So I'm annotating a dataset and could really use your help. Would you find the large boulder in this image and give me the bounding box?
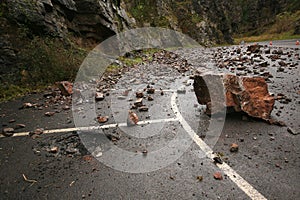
[193,72,275,120]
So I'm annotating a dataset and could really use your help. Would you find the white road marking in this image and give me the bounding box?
[0,118,179,138]
[171,92,267,200]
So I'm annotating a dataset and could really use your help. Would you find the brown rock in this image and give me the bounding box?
[97,116,109,123]
[147,88,155,94]
[95,92,105,101]
[213,172,223,180]
[136,92,144,98]
[127,110,139,126]
[134,98,143,107]
[193,72,275,120]
[230,143,239,152]
[58,81,73,96]
[148,96,154,101]
[50,146,59,153]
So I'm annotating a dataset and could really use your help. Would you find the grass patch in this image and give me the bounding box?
[234,33,300,44]
[0,35,88,102]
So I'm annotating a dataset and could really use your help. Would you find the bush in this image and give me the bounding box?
[19,36,87,86]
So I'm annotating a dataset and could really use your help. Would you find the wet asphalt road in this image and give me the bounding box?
[0,40,299,200]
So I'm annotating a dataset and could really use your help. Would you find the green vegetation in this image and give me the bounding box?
[19,36,87,85]
[0,35,87,102]
[106,48,158,72]
[234,11,300,44]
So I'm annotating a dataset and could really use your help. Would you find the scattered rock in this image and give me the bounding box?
[30,128,44,138]
[136,92,144,98]
[127,110,139,126]
[97,116,109,123]
[230,143,239,152]
[147,88,155,94]
[213,156,223,164]
[197,176,203,182]
[142,150,148,155]
[50,146,59,153]
[287,127,299,135]
[213,172,223,180]
[105,133,120,142]
[147,96,154,101]
[134,98,143,107]
[138,106,149,112]
[45,112,55,117]
[62,105,70,110]
[22,102,35,109]
[58,81,73,96]
[2,127,15,137]
[9,119,16,123]
[267,119,286,126]
[16,124,26,129]
[117,96,127,100]
[95,92,105,101]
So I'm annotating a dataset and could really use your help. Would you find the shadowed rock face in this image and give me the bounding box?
[5,0,135,40]
[193,72,275,120]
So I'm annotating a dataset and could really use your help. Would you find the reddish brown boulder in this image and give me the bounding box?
[193,72,275,120]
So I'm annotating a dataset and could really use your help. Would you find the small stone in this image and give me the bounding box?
[213,157,223,164]
[142,150,148,155]
[50,146,59,153]
[147,88,155,94]
[196,176,203,182]
[117,96,126,100]
[9,119,16,123]
[230,143,239,152]
[22,102,34,108]
[138,106,149,112]
[2,128,15,137]
[127,110,139,126]
[33,128,44,135]
[45,112,55,117]
[95,92,105,101]
[287,127,299,135]
[97,116,109,123]
[16,124,26,129]
[58,81,73,96]
[270,136,275,141]
[134,98,143,107]
[62,105,70,110]
[213,172,223,180]
[136,92,144,98]
[147,96,154,101]
[253,137,257,140]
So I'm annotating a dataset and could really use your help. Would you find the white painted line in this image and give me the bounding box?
[0,118,179,138]
[171,92,267,200]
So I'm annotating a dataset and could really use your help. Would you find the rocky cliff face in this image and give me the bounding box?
[123,0,299,45]
[5,0,135,40]
[0,0,135,84]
